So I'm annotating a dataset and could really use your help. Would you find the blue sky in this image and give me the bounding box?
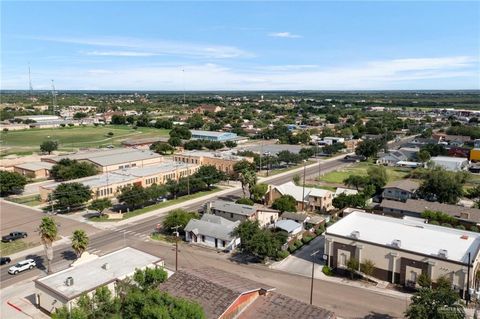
[2,1,479,90]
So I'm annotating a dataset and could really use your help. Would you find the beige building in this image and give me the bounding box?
[43,148,163,173]
[325,211,480,297]
[13,161,54,179]
[173,150,253,174]
[39,161,199,201]
[266,181,333,212]
[204,200,279,227]
[35,247,164,314]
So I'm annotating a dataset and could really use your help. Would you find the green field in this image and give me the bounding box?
[318,162,410,184]
[0,125,169,156]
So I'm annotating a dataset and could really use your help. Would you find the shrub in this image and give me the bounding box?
[276,250,290,260]
[441,223,452,228]
[455,225,466,230]
[288,245,297,253]
[68,123,74,127]
[302,235,313,244]
[294,240,303,247]
[322,265,334,276]
[429,220,440,225]
[470,226,479,232]
[315,227,324,236]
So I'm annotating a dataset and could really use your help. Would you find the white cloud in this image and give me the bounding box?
[268,32,302,38]
[84,51,158,57]
[31,36,252,59]
[2,56,477,90]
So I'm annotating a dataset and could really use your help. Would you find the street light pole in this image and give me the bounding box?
[310,250,320,305]
[302,160,306,211]
[172,225,181,271]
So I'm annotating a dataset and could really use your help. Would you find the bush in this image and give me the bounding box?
[322,265,334,276]
[288,245,297,253]
[315,227,324,236]
[302,235,313,244]
[429,220,440,225]
[68,123,74,127]
[294,240,303,247]
[455,225,466,230]
[441,223,452,228]
[236,197,254,205]
[470,226,479,232]
[276,250,290,260]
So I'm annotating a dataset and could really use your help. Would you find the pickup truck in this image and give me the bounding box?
[1,231,28,243]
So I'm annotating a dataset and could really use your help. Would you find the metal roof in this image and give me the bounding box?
[209,200,256,216]
[184,215,239,241]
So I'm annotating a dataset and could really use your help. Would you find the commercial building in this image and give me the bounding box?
[35,247,163,314]
[431,156,470,171]
[39,161,199,201]
[14,115,60,122]
[204,200,279,227]
[325,211,480,295]
[121,137,169,150]
[184,214,240,251]
[13,161,54,179]
[267,181,334,212]
[43,148,163,173]
[190,130,238,142]
[159,267,336,319]
[173,150,253,174]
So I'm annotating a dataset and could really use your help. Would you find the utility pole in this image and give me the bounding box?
[28,63,33,97]
[186,163,190,195]
[467,252,471,305]
[302,160,307,211]
[172,225,181,271]
[51,80,57,115]
[310,250,320,305]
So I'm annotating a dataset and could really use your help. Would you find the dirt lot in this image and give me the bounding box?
[0,200,101,254]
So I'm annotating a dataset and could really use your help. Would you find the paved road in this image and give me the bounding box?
[0,157,409,318]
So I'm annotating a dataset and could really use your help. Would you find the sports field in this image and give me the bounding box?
[0,125,169,156]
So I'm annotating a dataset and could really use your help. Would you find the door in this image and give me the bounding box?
[215,238,218,248]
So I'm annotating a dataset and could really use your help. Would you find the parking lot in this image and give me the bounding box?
[1,200,100,254]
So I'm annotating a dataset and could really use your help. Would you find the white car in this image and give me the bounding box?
[8,259,36,275]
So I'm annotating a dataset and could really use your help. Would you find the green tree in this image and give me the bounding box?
[163,209,199,235]
[51,182,92,212]
[417,273,432,288]
[73,112,88,119]
[233,220,260,251]
[236,197,255,205]
[346,258,359,279]
[51,159,98,181]
[293,174,301,185]
[194,165,227,188]
[343,175,368,190]
[169,125,192,139]
[225,140,237,148]
[187,114,204,129]
[417,168,465,204]
[88,198,112,212]
[205,140,224,150]
[250,183,268,203]
[150,142,175,155]
[117,184,148,208]
[168,136,182,147]
[405,277,465,319]
[132,267,168,290]
[355,139,382,158]
[417,150,431,163]
[272,195,297,212]
[233,160,257,197]
[0,170,27,196]
[38,216,58,274]
[367,165,388,190]
[71,229,89,258]
[40,140,58,154]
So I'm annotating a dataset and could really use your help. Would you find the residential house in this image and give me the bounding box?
[204,200,279,227]
[382,180,419,202]
[376,148,418,166]
[334,187,359,197]
[274,219,303,239]
[379,199,480,226]
[267,181,334,212]
[325,211,480,296]
[280,211,308,226]
[184,214,240,251]
[159,267,336,319]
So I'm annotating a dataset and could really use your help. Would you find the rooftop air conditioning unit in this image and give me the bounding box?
[65,277,74,286]
[102,263,110,270]
[392,239,402,248]
[350,231,360,239]
[438,249,448,259]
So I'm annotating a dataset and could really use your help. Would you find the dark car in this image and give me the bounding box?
[0,257,12,265]
[1,231,28,243]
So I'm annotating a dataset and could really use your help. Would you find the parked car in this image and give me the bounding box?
[0,257,12,265]
[1,231,28,243]
[8,259,36,275]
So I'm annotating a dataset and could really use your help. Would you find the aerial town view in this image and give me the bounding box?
[0,1,479,318]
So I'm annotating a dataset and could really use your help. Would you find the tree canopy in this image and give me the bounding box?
[51,182,92,212]
[40,140,58,154]
[0,170,27,196]
[271,195,297,212]
[163,209,199,235]
[51,159,98,181]
[417,168,466,204]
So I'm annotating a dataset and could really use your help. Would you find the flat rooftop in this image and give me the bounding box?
[178,150,247,161]
[50,148,161,166]
[190,130,236,137]
[326,211,480,264]
[36,247,161,300]
[238,144,304,155]
[14,161,54,171]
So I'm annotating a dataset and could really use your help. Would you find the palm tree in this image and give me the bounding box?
[38,217,58,274]
[71,229,89,258]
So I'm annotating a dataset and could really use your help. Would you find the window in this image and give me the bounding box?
[201,235,205,242]
[222,240,226,247]
[410,271,417,283]
[230,213,234,218]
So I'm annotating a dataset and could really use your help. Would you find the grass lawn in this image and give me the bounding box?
[150,233,176,243]
[318,162,410,184]
[259,160,316,177]
[0,125,170,156]
[0,240,38,255]
[6,195,42,207]
[90,187,222,222]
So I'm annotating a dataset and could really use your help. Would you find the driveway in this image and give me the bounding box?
[272,235,326,278]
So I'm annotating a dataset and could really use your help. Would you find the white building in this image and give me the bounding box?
[35,247,164,314]
[431,156,469,171]
[184,214,240,251]
[325,211,480,295]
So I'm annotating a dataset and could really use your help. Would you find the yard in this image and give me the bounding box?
[0,125,170,156]
[317,162,410,185]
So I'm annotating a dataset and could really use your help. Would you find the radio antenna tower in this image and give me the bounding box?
[182,68,186,105]
[51,80,57,115]
[28,64,33,96]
